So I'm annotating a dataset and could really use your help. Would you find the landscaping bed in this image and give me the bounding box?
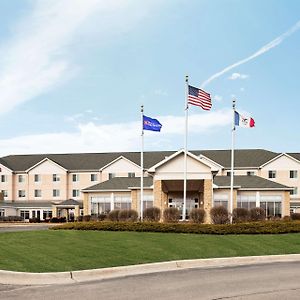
[52,220,300,235]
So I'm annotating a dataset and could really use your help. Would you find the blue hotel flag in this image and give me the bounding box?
[143,115,162,132]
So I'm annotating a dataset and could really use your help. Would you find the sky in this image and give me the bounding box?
[0,0,299,155]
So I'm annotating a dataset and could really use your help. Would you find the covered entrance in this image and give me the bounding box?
[163,179,204,219]
[52,199,82,221]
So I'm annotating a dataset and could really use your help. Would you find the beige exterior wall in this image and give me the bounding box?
[101,158,141,182]
[221,169,259,176]
[0,164,13,201]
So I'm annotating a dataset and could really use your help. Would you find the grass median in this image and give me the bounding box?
[0,230,300,272]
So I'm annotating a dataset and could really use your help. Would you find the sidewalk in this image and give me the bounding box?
[1,254,300,286]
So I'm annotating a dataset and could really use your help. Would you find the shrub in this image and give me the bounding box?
[232,208,249,223]
[189,208,205,224]
[0,216,23,222]
[82,215,91,222]
[210,206,229,224]
[98,213,107,221]
[291,213,300,220]
[77,216,83,222]
[29,217,41,223]
[50,217,66,223]
[52,220,300,235]
[118,209,138,222]
[250,207,265,221]
[283,216,291,222]
[143,207,161,222]
[163,207,180,223]
[108,210,120,222]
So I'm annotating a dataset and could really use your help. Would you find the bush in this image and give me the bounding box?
[189,208,205,224]
[82,215,91,222]
[50,217,66,223]
[77,216,83,222]
[108,210,120,222]
[118,209,138,222]
[98,213,107,221]
[250,207,265,221]
[232,208,249,223]
[291,213,300,220]
[163,207,180,223]
[143,207,161,222]
[52,220,300,235]
[210,206,229,224]
[29,217,41,223]
[0,216,23,222]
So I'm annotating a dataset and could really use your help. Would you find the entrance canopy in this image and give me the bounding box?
[161,179,204,193]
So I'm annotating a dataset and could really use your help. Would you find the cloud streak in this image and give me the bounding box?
[0,0,137,114]
[201,20,300,88]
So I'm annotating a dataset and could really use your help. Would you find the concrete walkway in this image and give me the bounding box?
[1,254,300,285]
[0,223,56,232]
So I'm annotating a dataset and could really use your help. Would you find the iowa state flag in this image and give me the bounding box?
[235,111,255,128]
[143,115,162,132]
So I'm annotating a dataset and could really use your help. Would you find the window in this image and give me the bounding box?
[53,189,60,197]
[43,210,52,220]
[20,210,29,220]
[213,194,228,209]
[91,196,111,214]
[128,172,135,178]
[72,174,79,182]
[34,189,41,197]
[290,187,298,196]
[53,174,60,182]
[260,195,282,217]
[290,170,298,179]
[18,190,25,198]
[247,171,255,176]
[109,173,116,180]
[143,195,153,210]
[72,189,80,197]
[237,195,256,210]
[268,170,276,179]
[1,190,8,198]
[91,174,97,182]
[0,209,4,217]
[34,174,41,182]
[114,196,131,210]
[1,175,7,182]
[226,171,234,176]
[18,175,25,183]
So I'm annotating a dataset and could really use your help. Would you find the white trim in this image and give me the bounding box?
[0,163,13,173]
[99,156,140,171]
[148,149,218,172]
[81,189,129,193]
[198,154,224,169]
[25,157,68,173]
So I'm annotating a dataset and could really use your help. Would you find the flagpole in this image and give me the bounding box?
[230,98,236,224]
[141,105,144,221]
[183,75,189,221]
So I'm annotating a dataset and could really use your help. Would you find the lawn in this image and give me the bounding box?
[0,230,300,272]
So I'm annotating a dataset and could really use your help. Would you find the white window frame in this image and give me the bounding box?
[18,190,26,198]
[1,175,7,182]
[290,170,298,179]
[72,189,80,198]
[34,174,41,183]
[18,175,25,183]
[268,170,276,179]
[72,174,79,182]
[90,174,97,182]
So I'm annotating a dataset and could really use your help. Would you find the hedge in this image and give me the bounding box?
[51,220,300,235]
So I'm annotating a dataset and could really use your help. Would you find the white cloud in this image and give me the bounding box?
[228,73,249,80]
[0,0,153,114]
[201,19,300,87]
[214,95,223,102]
[0,110,231,155]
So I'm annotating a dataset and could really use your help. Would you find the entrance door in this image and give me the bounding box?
[168,195,199,219]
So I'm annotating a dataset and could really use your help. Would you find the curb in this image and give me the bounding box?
[1,254,300,285]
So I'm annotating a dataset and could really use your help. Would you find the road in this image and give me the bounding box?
[1,261,300,299]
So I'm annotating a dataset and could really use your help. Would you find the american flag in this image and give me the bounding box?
[188,85,212,110]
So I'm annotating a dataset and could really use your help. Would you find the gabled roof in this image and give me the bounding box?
[99,156,140,171]
[214,175,292,190]
[198,149,279,169]
[82,177,153,192]
[25,157,68,173]
[147,149,218,172]
[259,153,300,168]
[287,153,300,163]
[0,149,280,172]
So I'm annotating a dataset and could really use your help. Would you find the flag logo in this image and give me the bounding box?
[188,85,212,110]
[235,111,255,128]
[143,115,162,132]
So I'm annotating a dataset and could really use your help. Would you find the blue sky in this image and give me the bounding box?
[0,0,299,155]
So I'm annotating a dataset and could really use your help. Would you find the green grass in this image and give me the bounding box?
[1,230,300,272]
